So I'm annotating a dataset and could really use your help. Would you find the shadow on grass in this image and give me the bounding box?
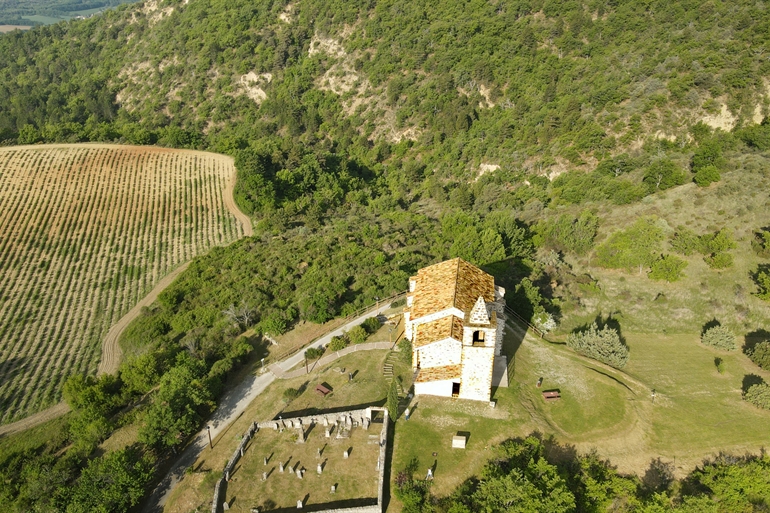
[743,329,770,354]
[269,497,377,513]
[584,366,635,393]
[742,374,765,394]
[279,399,386,419]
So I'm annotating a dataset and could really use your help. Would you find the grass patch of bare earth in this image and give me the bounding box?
[0,144,247,424]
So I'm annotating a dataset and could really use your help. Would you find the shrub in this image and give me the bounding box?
[705,252,733,269]
[397,338,413,363]
[533,311,557,333]
[390,298,406,308]
[362,316,382,334]
[670,227,703,256]
[744,382,770,410]
[596,217,663,273]
[347,325,368,344]
[754,267,770,300]
[567,322,629,369]
[643,159,686,192]
[328,335,349,352]
[305,346,325,360]
[283,387,301,402]
[649,254,687,282]
[747,341,770,370]
[751,230,770,258]
[693,165,720,186]
[701,325,736,351]
[538,210,599,255]
[715,357,725,374]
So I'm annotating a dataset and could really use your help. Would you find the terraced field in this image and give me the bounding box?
[0,144,249,424]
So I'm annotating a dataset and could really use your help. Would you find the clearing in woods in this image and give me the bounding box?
[0,144,249,424]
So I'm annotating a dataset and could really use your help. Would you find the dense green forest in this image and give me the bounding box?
[2,0,770,511]
[396,436,770,512]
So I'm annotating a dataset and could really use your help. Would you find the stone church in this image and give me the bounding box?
[403,258,506,402]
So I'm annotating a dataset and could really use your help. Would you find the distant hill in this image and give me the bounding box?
[0,0,132,27]
[0,0,768,164]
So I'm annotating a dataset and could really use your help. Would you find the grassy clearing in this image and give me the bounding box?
[390,322,770,510]
[556,156,770,336]
[0,145,246,423]
[225,427,380,512]
[164,349,396,513]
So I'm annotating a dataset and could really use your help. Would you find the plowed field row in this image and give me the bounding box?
[0,145,247,424]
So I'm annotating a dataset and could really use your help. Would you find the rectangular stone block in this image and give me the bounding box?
[452,435,467,449]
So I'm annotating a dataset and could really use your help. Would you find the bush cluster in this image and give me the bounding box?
[567,322,629,369]
[701,325,736,351]
[670,227,736,269]
[744,382,770,410]
[328,335,349,352]
[747,342,770,370]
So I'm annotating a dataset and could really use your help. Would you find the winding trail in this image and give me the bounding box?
[96,262,192,376]
[0,151,252,437]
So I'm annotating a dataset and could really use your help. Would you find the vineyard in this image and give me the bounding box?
[0,144,248,424]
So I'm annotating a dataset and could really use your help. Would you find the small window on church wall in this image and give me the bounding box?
[472,330,485,346]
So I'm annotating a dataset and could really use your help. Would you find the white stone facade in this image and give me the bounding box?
[404,258,506,402]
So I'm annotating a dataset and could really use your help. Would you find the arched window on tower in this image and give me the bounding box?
[472,330,485,347]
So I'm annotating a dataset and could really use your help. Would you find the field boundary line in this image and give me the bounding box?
[97,261,192,376]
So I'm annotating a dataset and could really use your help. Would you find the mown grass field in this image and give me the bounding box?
[0,144,247,423]
[391,322,770,506]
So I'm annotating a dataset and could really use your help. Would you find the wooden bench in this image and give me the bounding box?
[542,390,561,401]
[315,384,331,396]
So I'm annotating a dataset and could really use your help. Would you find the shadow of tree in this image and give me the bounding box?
[743,329,770,354]
[702,318,721,335]
[642,457,675,493]
[742,374,765,394]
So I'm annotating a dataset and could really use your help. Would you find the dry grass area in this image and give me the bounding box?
[558,154,770,335]
[224,426,381,512]
[0,25,31,33]
[0,144,247,423]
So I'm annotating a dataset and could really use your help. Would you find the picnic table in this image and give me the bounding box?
[542,390,561,401]
[315,384,331,396]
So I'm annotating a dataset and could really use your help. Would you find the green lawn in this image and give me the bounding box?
[624,332,770,469]
[390,324,770,509]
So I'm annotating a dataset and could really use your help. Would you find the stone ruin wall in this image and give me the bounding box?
[211,407,390,513]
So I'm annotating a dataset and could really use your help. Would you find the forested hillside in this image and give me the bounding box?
[3,0,770,511]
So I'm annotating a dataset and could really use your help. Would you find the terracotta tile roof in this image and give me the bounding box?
[413,316,463,348]
[415,364,462,383]
[410,258,495,320]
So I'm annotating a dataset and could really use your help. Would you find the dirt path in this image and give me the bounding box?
[0,402,70,437]
[222,167,253,237]
[97,262,192,376]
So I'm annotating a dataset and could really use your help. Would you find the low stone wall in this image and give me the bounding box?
[256,408,372,431]
[211,478,225,513]
[211,408,391,513]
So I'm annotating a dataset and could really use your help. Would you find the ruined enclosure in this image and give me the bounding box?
[213,408,389,513]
